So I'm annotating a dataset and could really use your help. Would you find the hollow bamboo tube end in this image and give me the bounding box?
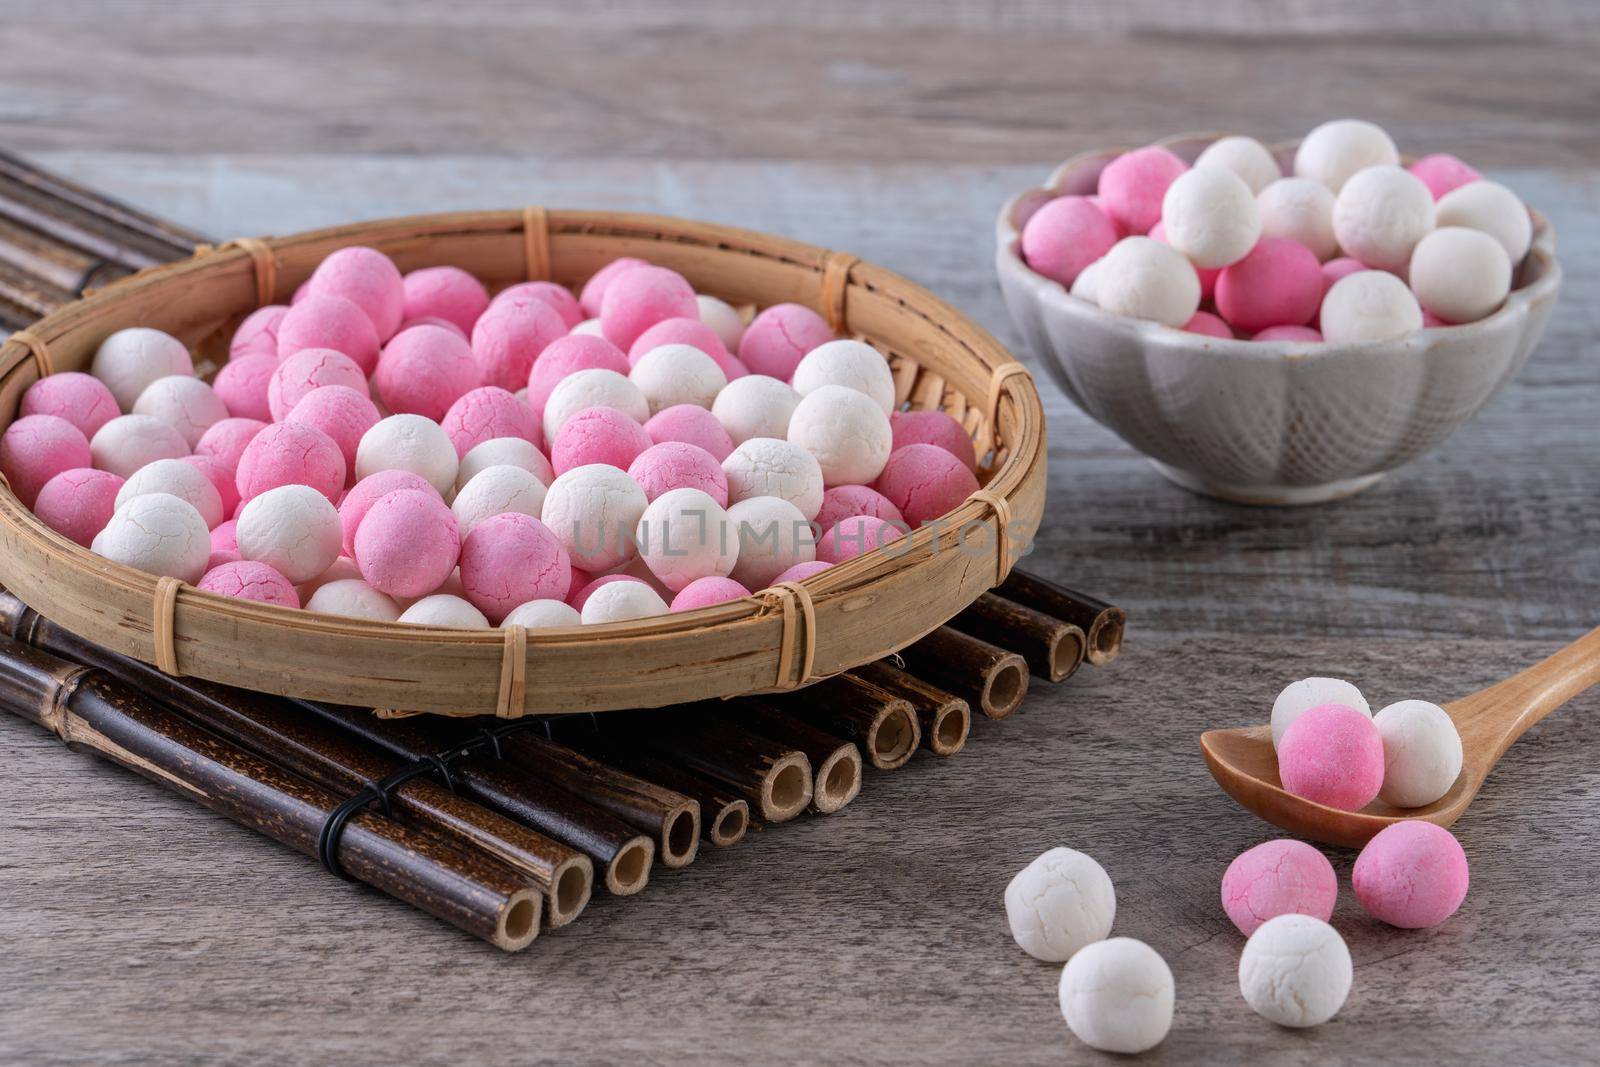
[1086,608,1126,665]
[1050,622,1088,682]
[708,799,750,847]
[493,888,543,952]
[547,854,594,929]
[659,801,701,869]
[981,653,1030,720]
[810,744,862,814]
[604,835,656,896]
[865,701,920,770]
[760,751,813,823]
[926,698,971,756]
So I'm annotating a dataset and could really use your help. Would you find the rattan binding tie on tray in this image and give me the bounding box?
[6,329,53,379]
[968,488,1015,587]
[761,581,818,690]
[820,251,859,334]
[523,206,551,281]
[497,624,528,718]
[194,238,278,305]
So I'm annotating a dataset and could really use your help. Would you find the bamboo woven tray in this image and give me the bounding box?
[0,209,1046,717]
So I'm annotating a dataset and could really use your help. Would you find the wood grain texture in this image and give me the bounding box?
[2,1,1599,1061]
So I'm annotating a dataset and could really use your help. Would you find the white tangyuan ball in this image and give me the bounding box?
[1094,237,1201,328]
[94,493,210,582]
[451,464,547,537]
[456,436,554,492]
[712,374,801,446]
[501,598,581,629]
[90,414,190,479]
[629,343,727,414]
[635,487,738,592]
[726,495,815,590]
[398,593,490,629]
[543,369,649,445]
[1003,847,1116,962]
[790,339,896,416]
[306,578,400,621]
[787,385,892,486]
[354,414,458,495]
[570,317,604,337]
[117,458,224,529]
[580,579,668,624]
[236,484,342,584]
[1435,180,1532,264]
[1408,227,1512,325]
[1294,118,1400,192]
[1161,166,1262,268]
[722,437,825,520]
[1194,135,1281,193]
[696,294,746,351]
[1321,271,1423,344]
[1069,256,1106,305]
[1238,914,1352,1028]
[1058,938,1175,1055]
[1271,676,1370,749]
[1374,699,1464,808]
[1332,165,1435,272]
[133,375,228,448]
[540,463,649,572]
[90,327,195,411]
[1257,177,1340,261]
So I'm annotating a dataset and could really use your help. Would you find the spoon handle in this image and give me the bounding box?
[1450,626,1600,762]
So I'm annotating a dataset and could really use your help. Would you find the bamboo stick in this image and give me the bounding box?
[728,703,861,814]
[897,626,1029,720]
[998,570,1126,665]
[950,591,1087,682]
[552,733,750,848]
[616,711,813,824]
[763,674,920,770]
[0,633,540,950]
[0,597,592,928]
[292,701,655,897]
[852,661,970,757]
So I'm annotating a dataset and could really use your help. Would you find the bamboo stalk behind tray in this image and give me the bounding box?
[852,662,970,757]
[950,592,1086,683]
[616,711,813,824]
[999,570,1126,665]
[294,701,655,897]
[0,633,540,950]
[764,674,920,770]
[726,703,861,814]
[897,627,1029,720]
[553,733,751,848]
[0,594,592,927]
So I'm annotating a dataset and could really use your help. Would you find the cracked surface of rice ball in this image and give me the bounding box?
[813,484,903,532]
[374,323,482,422]
[599,265,698,350]
[627,441,728,505]
[873,443,980,528]
[276,294,381,374]
[338,468,440,557]
[551,406,652,475]
[94,492,211,582]
[525,334,631,416]
[353,488,460,598]
[2,414,92,507]
[306,246,405,340]
[1237,914,1352,1027]
[90,327,195,412]
[790,339,896,415]
[355,414,458,495]
[117,457,225,529]
[889,410,977,471]
[787,384,892,487]
[712,374,800,447]
[306,578,401,621]
[578,257,649,317]
[33,467,123,547]
[543,369,649,446]
[470,297,566,393]
[235,421,345,504]
[737,303,835,381]
[21,372,119,439]
[441,386,538,458]
[456,436,553,492]
[229,305,290,361]
[540,463,649,572]
[1221,839,1338,936]
[235,483,343,584]
[268,348,370,421]
[284,385,381,476]
[198,559,299,608]
[722,437,825,520]
[90,414,189,481]
[629,343,728,414]
[212,353,277,423]
[1005,846,1116,962]
[401,266,489,335]
[725,495,815,589]
[1059,938,1174,1054]
[458,511,573,623]
[815,514,904,564]
[492,280,583,329]
[452,464,548,537]
[644,404,734,462]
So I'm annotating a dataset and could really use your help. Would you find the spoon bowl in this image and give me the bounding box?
[1201,626,1600,847]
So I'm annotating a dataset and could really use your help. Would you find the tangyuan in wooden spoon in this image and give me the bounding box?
[1201,626,1600,848]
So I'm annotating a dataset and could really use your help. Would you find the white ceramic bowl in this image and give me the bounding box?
[995,134,1562,504]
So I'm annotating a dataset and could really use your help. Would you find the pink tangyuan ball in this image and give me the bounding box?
[1254,325,1322,342]
[229,304,291,361]
[525,334,631,417]
[1184,311,1234,338]
[20,372,119,440]
[1408,154,1482,201]
[816,514,905,565]
[212,353,278,422]
[305,246,405,340]
[1320,257,1365,297]
[33,467,123,547]
[181,453,242,519]
[889,410,977,472]
[267,347,370,421]
[441,386,538,459]
[338,469,441,558]
[1,414,92,507]
[276,294,381,374]
[284,385,382,477]
[627,441,729,506]
[628,317,748,381]
[578,257,649,318]
[1021,195,1120,288]
[772,560,833,585]
[737,303,836,381]
[211,518,238,555]
[234,421,345,505]
[198,559,300,608]
[195,418,267,473]
[599,265,698,351]
[551,406,652,475]
[400,316,466,339]
[1215,238,1324,334]
[493,281,583,330]
[374,324,482,422]
[458,512,573,623]
[643,404,735,463]
[1097,145,1189,236]
[1220,839,1338,936]
[470,297,566,393]
[353,489,461,599]
[1277,702,1385,811]
[813,484,904,532]
[1352,821,1469,929]
[401,266,490,336]
[873,443,980,529]
[670,576,751,612]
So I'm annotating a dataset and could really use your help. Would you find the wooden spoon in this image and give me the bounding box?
[1200,626,1600,848]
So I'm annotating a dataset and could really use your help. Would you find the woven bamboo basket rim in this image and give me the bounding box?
[0,208,1047,717]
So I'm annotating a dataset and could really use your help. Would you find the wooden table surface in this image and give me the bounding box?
[2,3,1597,1064]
